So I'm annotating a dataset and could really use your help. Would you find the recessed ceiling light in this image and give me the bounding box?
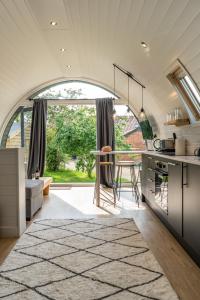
[141,41,148,48]
[66,65,71,69]
[60,48,66,52]
[50,21,57,26]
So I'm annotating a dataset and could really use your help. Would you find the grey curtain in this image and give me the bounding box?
[27,100,47,179]
[96,98,115,187]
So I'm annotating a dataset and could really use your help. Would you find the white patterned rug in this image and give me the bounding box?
[0,218,179,300]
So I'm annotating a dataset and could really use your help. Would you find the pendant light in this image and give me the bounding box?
[139,86,147,121]
[112,63,146,119]
[127,76,131,113]
[113,64,116,117]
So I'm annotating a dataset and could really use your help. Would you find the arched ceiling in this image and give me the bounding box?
[1,0,200,137]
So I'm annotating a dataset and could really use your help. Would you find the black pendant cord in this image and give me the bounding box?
[141,87,144,111]
[113,64,116,114]
[128,76,130,107]
[113,64,116,97]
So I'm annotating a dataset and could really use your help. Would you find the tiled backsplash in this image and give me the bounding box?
[166,124,200,155]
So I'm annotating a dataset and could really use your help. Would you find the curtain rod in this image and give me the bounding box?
[113,63,146,89]
[28,97,117,101]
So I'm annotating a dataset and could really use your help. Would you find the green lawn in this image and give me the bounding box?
[44,168,96,183]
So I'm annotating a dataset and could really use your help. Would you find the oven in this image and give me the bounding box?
[154,160,168,214]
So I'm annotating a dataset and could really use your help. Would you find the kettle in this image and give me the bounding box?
[194,148,200,157]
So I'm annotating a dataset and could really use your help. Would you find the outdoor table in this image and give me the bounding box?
[90,150,144,207]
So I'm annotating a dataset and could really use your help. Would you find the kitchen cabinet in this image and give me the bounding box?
[142,153,200,266]
[168,161,182,236]
[183,163,200,257]
[141,154,155,201]
[141,154,148,200]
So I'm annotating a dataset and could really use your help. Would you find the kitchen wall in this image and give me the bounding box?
[166,124,200,155]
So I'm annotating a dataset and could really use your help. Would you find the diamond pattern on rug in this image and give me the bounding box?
[130,276,178,300]
[28,227,75,241]
[2,290,47,300]
[0,277,25,298]
[17,241,76,260]
[35,219,80,227]
[0,252,42,272]
[25,223,50,233]
[88,242,147,259]
[115,221,140,232]
[37,276,120,300]
[116,234,148,248]
[51,250,110,273]
[87,227,134,241]
[121,251,163,273]
[86,218,132,227]
[84,260,161,289]
[0,218,178,300]
[14,234,43,250]
[104,290,147,300]
[2,261,74,288]
[60,221,104,233]
[56,233,104,249]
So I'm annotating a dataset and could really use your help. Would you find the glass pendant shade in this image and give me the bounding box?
[139,87,147,121]
[139,107,147,121]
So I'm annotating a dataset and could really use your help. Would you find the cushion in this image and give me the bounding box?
[25,179,43,199]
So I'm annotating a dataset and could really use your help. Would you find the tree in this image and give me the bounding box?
[46,127,65,171]
[46,105,133,178]
[55,106,96,178]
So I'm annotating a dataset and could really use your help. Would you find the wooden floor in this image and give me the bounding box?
[1,187,200,299]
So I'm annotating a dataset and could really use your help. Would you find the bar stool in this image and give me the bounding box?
[93,161,117,207]
[133,162,142,203]
[116,161,140,207]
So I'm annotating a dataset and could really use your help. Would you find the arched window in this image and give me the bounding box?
[31,81,117,100]
[1,107,32,163]
[1,80,145,177]
[1,81,117,152]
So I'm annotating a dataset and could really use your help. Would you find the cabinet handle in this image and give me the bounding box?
[147,178,154,182]
[183,164,188,187]
[148,167,156,173]
[150,189,155,194]
[148,167,153,171]
[168,162,177,166]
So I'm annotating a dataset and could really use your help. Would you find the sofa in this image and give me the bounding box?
[25,179,43,220]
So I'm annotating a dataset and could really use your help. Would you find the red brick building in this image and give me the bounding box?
[124,117,145,150]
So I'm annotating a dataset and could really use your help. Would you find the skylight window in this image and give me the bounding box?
[167,64,200,122]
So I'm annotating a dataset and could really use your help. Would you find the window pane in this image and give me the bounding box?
[24,110,32,163]
[6,113,21,148]
[5,108,32,164]
[114,105,145,151]
[184,75,200,105]
[34,81,116,100]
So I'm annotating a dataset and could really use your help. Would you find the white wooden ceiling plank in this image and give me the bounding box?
[181,34,200,64]
[149,0,189,57]
[145,0,173,42]
[168,13,200,65]
[156,0,200,65]
[134,0,158,40]
[27,0,70,30]
[63,0,86,76]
